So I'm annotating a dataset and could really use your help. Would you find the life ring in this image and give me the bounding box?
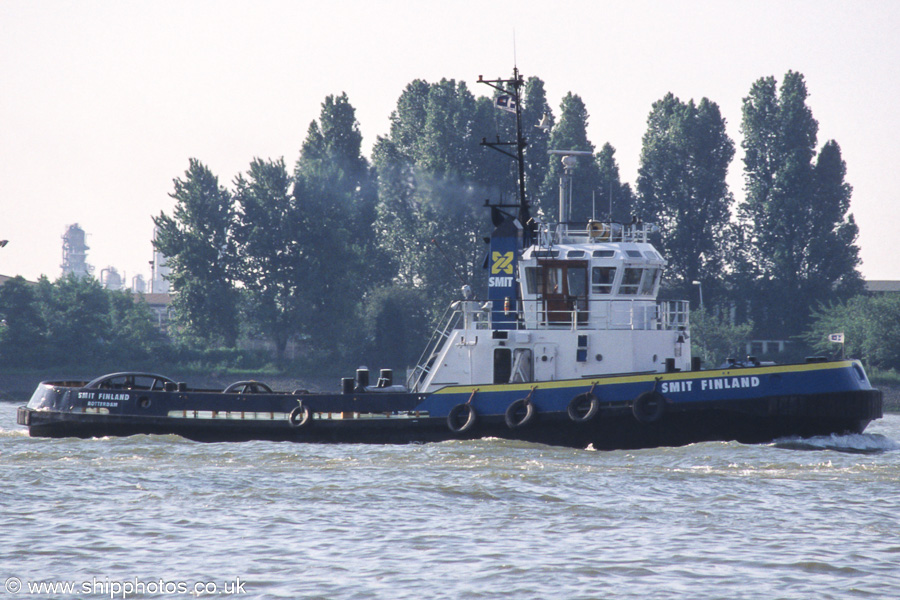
[588,220,610,241]
[288,405,312,428]
[447,403,477,433]
[567,392,600,422]
[632,391,666,424]
[505,398,535,429]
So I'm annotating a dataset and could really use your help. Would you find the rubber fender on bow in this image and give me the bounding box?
[288,404,312,428]
[447,403,477,433]
[505,398,535,429]
[567,392,601,423]
[632,391,666,424]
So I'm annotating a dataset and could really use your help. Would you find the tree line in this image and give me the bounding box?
[1,71,884,373]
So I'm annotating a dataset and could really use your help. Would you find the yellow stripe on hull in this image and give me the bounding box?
[431,360,861,395]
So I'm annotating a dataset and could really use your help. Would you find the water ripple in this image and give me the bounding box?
[1,403,899,599]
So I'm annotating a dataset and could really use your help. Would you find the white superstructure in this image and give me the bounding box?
[410,220,691,393]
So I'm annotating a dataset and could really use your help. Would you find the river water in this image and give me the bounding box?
[1,400,899,600]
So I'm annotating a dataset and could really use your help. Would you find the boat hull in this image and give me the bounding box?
[17,360,883,450]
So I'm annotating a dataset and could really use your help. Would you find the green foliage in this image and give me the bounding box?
[290,92,385,363]
[0,275,169,369]
[374,79,505,312]
[521,76,554,210]
[636,94,735,297]
[360,285,432,370]
[153,159,240,347]
[539,93,603,222]
[737,72,863,337]
[0,276,47,367]
[690,308,754,367]
[804,295,900,369]
[232,157,301,363]
[595,143,635,224]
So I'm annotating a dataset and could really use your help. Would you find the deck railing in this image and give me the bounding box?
[408,298,689,390]
[537,221,657,246]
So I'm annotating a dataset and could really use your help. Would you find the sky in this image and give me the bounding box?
[2,0,899,286]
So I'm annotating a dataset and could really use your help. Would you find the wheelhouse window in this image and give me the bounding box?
[544,266,563,294]
[567,266,587,296]
[639,268,660,295]
[620,268,643,295]
[591,266,617,295]
[524,267,543,295]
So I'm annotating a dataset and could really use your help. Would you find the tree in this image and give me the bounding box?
[635,94,735,298]
[595,143,635,224]
[0,276,46,367]
[738,71,863,337]
[690,308,754,368]
[374,79,499,311]
[521,76,554,211]
[539,92,603,223]
[153,159,240,347]
[804,295,900,370]
[232,157,303,363]
[290,93,384,362]
[106,290,169,363]
[360,285,432,370]
[37,274,111,365]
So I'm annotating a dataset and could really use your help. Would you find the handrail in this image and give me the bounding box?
[406,304,463,392]
[514,297,688,330]
[536,221,657,246]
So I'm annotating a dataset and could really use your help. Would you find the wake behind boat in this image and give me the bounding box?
[17,69,882,450]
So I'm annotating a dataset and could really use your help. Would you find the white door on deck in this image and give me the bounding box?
[534,344,557,381]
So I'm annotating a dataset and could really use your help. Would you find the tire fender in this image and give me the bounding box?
[447,403,477,433]
[288,404,312,428]
[632,391,666,424]
[505,398,535,429]
[568,392,601,422]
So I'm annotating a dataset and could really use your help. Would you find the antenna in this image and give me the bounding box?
[609,180,613,221]
[513,29,517,67]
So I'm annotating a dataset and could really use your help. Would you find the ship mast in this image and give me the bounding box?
[478,68,531,238]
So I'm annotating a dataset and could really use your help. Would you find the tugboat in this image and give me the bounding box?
[17,70,882,450]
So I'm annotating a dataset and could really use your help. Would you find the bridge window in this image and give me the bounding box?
[639,268,660,295]
[567,266,587,296]
[620,268,642,295]
[524,267,543,294]
[591,266,617,295]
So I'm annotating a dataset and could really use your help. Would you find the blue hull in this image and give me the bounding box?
[18,360,882,450]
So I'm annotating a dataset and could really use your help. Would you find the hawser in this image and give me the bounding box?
[18,69,881,450]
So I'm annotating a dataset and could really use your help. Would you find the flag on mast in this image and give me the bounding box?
[495,95,517,113]
[828,333,845,344]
